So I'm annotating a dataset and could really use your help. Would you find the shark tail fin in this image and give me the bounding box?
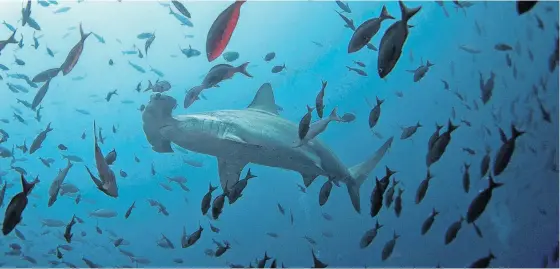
[346,137,394,213]
[141,94,177,153]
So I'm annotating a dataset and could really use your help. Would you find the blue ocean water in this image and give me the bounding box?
[0,0,558,268]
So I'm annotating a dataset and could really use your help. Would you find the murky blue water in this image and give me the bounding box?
[0,0,558,268]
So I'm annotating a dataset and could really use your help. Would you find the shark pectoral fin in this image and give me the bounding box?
[217,158,246,192]
[301,174,318,187]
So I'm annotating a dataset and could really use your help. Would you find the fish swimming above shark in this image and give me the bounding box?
[141,83,394,213]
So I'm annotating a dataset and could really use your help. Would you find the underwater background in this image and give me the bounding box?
[0,0,558,268]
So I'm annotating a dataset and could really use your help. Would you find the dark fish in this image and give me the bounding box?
[318,180,333,206]
[359,221,383,248]
[145,33,155,56]
[462,163,470,193]
[370,178,384,217]
[60,23,90,75]
[421,208,439,235]
[394,188,403,217]
[298,105,314,140]
[315,81,327,118]
[469,251,495,268]
[381,232,399,261]
[348,6,393,53]
[29,123,53,154]
[172,1,191,18]
[201,183,218,215]
[368,97,384,129]
[378,1,421,78]
[264,52,275,61]
[384,178,398,208]
[206,0,246,61]
[124,201,135,219]
[444,216,464,245]
[271,64,286,73]
[493,125,524,176]
[2,175,37,235]
[466,176,503,224]
[415,169,433,204]
[58,144,67,150]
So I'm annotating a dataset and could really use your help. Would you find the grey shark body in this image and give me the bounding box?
[141,83,393,213]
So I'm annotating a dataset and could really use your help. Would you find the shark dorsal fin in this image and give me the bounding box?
[247,83,279,115]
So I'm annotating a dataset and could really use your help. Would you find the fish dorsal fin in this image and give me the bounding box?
[247,83,279,115]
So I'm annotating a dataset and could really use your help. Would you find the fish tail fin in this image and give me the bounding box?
[488,175,503,190]
[380,5,395,20]
[511,124,524,139]
[237,62,252,77]
[20,174,33,195]
[427,60,434,67]
[399,0,422,22]
[141,94,177,153]
[346,137,394,213]
[7,30,17,43]
[79,23,91,41]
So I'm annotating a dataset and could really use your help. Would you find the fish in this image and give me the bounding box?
[315,80,327,118]
[54,7,71,13]
[223,51,239,62]
[85,121,118,197]
[360,221,383,248]
[298,105,314,140]
[137,32,154,39]
[142,83,393,213]
[172,0,191,18]
[48,160,73,207]
[169,7,193,26]
[272,64,287,73]
[493,125,524,176]
[368,97,384,129]
[348,6,393,53]
[378,1,421,78]
[335,0,351,13]
[469,251,495,268]
[128,61,145,73]
[421,208,439,235]
[29,123,53,154]
[347,66,367,76]
[206,0,246,61]
[415,169,433,204]
[444,216,464,245]
[179,45,201,58]
[406,60,434,82]
[2,175,37,235]
[466,176,503,224]
[145,33,155,55]
[60,23,90,75]
[264,52,276,61]
[381,232,400,261]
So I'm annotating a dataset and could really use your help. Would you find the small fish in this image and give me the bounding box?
[346,66,367,76]
[53,7,71,13]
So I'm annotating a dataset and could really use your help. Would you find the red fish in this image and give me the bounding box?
[206,0,246,62]
[60,23,91,76]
